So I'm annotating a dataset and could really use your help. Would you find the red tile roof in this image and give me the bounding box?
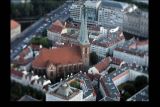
[48,20,65,33]
[11,69,23,77]
[111,57,123,65]
[11,20,20,29]
[95,57,111,73]
[48,25,63,34]
[53,20,64,28]
[32,45,82,68]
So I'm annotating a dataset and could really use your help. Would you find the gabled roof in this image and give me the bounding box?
[48,25,63,34]
[11,20,20,29]
[32,45,82,68]
[48,20,64,33]
[53,20,64,28]
[95,57,111,73]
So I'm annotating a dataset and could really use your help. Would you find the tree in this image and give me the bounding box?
[123,83,136,95]
[42,29,47,37]
[134,75,148,91]
[30,37,51,48]
[90,52,98,65]
[108,67,116,74]
[122,92,131,101]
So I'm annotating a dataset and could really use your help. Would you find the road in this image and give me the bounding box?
[11,2,71,60]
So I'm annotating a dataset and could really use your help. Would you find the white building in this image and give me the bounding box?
[11,0,31,4]
[47,20,65,42]
[113,47,148,66]
[11,20,21,42]
[11,69,51,92]
[84,0,101,24]
[123,10,148,38]
[46,82,83,101]
[46,72,96,101]
[91,29,125,58]
[69,1,83,22]
[69,0,101,24]
[98,0,131,28]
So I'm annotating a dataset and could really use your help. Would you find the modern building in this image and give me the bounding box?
[123,10,148,38]
[84,0,101,24]
[32,5,90,80]
[69,0,83,22]
[11,20,21,42]
[69,0,101,24]
[98,0,131,28]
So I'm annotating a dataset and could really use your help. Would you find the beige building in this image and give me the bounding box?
[11,20,21,42]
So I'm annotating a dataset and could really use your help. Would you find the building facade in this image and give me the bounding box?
[69,0,83,22]
[113,48,148,66]
[97,0,131,28]
[69,0,101,24]
[11,0,31,4]
[123,10,148,38]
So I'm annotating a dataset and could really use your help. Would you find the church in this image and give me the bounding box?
[32,5,90,81]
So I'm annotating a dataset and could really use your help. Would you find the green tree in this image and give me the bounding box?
[134,75,148,91]
[90,52,98,65]
[108,67,116,74]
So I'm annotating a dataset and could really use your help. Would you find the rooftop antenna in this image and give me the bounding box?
[43,75,46,79]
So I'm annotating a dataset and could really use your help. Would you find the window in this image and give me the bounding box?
[85,48,87,54]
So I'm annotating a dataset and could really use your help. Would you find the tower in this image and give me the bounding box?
[78,5,90,67]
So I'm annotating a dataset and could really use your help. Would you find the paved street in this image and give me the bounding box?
[11,2,71,60]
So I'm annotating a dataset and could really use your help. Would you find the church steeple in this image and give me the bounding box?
[79,5,90,45]
[78,5,90,68]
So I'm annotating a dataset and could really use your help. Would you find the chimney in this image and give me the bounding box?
[39,44,42,49]
[43,75,46,79]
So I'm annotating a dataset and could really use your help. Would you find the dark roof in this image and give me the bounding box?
[101,0,128,9]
